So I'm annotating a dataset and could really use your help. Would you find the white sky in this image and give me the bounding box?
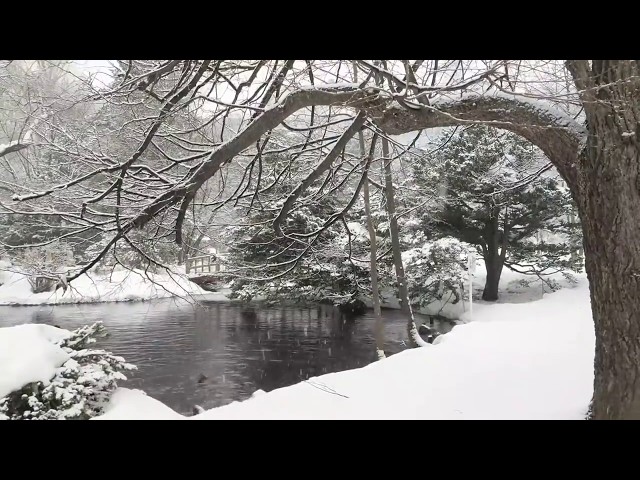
[73,60,114,89]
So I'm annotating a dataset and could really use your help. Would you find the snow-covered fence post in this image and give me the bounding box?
[467,251,476,320]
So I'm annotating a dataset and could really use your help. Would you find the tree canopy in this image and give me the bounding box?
[3,60,640,419]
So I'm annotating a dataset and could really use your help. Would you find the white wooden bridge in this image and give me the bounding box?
[185,254,223,275]
[185,254,226,291]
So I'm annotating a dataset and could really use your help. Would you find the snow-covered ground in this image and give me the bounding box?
[377,259,580,320]
[0,255,571,313]
[94,271,593,420]
[0,263,223,306]
[1,261,593,420]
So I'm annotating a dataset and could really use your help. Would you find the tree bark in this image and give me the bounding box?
[354,63,385,359]
[382,138,425,348]
[363,158,385,359]
[356,112,385,358]
[565,60,640,419]
[482,255,502,301]
[482,213,504,301]
[0,141,29,158]
[580,141,640,419]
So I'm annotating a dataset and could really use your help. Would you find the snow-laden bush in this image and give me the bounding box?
[402,238,469,308]
[13,241,75,293]
[0,322,135,420]
[222,157,373,307]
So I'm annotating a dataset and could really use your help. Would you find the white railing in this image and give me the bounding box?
[186,255,221,274]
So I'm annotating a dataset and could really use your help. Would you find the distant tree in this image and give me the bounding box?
[412,126,582,301]
[13,240,75,293]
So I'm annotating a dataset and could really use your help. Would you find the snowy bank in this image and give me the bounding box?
[0,324,71,399]
[98,274,594,420]
[0,266,213,306]
[373,260,580,321]
[95,388,184,420]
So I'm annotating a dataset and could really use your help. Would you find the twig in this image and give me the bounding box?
[304,380,350,399]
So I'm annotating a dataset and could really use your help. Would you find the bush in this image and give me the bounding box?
[13,241,75,293]
[402,238,469,308]
[0,322,135,420]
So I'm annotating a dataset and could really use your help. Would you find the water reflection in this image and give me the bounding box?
[0,300,455,415]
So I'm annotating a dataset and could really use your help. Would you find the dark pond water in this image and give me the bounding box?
[0,299,455,415]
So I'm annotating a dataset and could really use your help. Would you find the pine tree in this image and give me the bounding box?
[222,154,370,308]
[0,322,135,420]
[412,126,582,301]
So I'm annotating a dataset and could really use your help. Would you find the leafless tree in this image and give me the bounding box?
[2,59,639,419]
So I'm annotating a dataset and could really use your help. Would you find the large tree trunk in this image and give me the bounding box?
[570,61,640,419]
[482,213,506,302]
[581,144,640,419]
[482,214,504,302]
[482,256,503,302]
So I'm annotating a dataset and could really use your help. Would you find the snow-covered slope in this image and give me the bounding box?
[97,274,594,420]
[0,266,210,306]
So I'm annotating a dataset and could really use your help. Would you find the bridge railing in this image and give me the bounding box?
[186,255,222,274]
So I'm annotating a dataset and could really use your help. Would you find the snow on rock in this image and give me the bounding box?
[98,274,594,420]
[0,324,71,399]
[0,266,211,306]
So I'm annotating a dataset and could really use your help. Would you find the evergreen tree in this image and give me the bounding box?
[222,155,370,308]
[412,126,582,301]
[0,322,135,420]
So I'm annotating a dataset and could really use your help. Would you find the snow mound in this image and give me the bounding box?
[0,324,71,398]
[94,388,183,420]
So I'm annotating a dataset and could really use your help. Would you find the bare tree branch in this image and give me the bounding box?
[273,111,366,236]
[0,141,30,158]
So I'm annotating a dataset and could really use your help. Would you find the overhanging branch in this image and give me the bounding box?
[126,85,383,236]
[21,80,587,284]
[0,141,30,158]
[273,111,367,237]
[371,93,585,189]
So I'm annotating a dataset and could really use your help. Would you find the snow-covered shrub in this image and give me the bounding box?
[562,271,578,285]
[402,238,469,308]
[0,322,135,420]
[222,154,372,307]
[13,241,75,293]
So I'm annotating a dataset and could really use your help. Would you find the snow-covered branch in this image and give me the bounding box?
[0,141,29,158]
[371,93,585,188]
